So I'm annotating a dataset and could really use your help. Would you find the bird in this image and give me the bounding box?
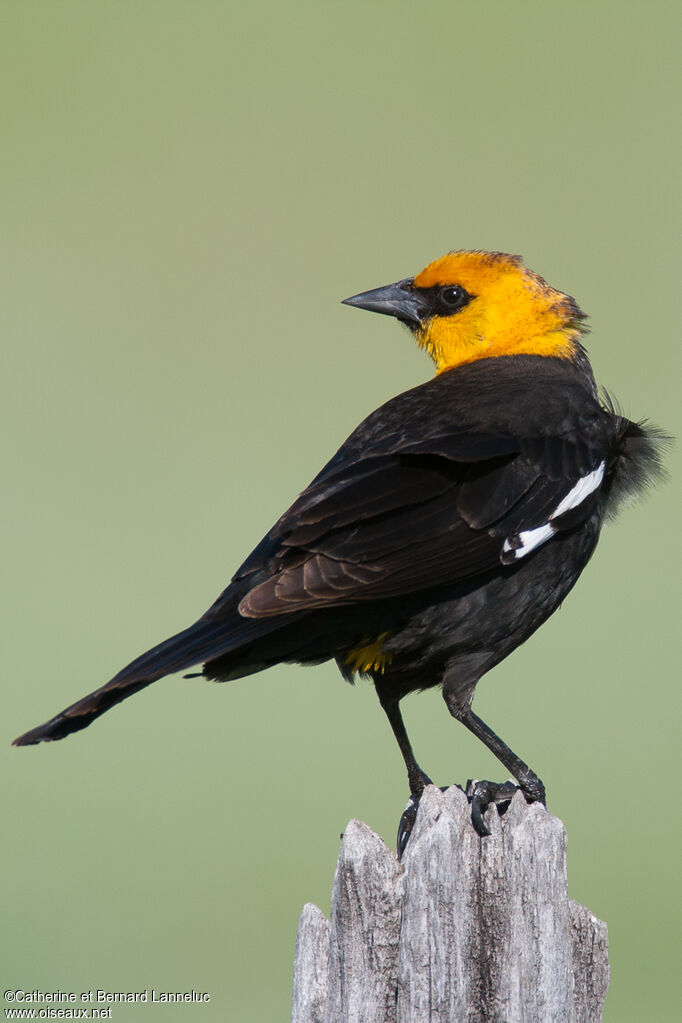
[14,250,665,851]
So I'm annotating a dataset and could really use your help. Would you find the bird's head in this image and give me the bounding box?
[342,250,587,374]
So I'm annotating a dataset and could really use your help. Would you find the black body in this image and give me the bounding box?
[14,354,662,837]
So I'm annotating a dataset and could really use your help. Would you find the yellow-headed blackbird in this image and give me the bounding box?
[14,251,665,846]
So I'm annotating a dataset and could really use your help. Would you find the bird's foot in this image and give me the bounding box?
[397,772,435,859]
[398,775,546,853]
[465,777,546,836]
[397,795,420,860]
[465,779,517,836]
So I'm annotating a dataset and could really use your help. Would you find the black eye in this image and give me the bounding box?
[439,285,466,308]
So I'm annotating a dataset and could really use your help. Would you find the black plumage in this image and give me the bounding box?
[13,255,665,846]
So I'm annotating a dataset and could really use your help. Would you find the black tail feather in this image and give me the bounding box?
[12,613,286,745]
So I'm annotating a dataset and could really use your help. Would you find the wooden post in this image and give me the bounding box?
[291,785,609,1023]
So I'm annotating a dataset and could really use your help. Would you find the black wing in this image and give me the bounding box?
[207,357,615,619]
[230,450,602,617]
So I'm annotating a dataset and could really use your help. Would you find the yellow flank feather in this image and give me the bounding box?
[413,251,585,374]
[344,634,393,674]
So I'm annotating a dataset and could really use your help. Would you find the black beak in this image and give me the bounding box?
[341,277,424,327]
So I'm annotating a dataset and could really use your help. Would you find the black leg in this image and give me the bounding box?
[443,690,546,836]
[376,688,431,796]
[459,709,546,804]
[376,686,432,857]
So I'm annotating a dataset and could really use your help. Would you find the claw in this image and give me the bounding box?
[465,779,521,836]
[397,795,420,859]
[397,769,434,859]
[468,783,491,836]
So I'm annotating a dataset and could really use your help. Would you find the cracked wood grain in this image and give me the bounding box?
[292,786,609,1023]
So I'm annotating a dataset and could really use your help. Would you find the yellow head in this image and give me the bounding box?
[343,250,587,374]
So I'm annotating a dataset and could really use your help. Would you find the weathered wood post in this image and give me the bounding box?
[291,785,609,1023]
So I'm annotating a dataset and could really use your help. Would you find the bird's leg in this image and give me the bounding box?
[376,686,432,857]
[461,709,546,803]
[443,689,545,836]
[378,691,432,796]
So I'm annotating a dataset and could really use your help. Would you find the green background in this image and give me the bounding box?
[2,2,680,1020]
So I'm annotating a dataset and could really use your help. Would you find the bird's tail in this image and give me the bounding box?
[12,612,284,746]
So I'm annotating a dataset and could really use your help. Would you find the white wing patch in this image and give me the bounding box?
[551,462,606,518]
[502,461,605,562]
[502,524,555,560]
